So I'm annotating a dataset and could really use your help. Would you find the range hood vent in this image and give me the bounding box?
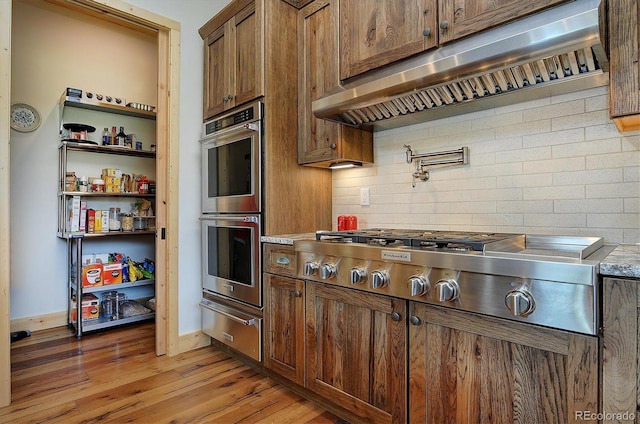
[313,0,608,131]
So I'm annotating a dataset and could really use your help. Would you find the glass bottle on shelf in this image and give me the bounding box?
[116,126,126,147]
[110,126,117,145]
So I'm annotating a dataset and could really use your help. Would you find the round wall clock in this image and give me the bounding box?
[10,103,41,132]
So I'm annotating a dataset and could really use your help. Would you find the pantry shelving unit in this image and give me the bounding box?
[58,97,157,338]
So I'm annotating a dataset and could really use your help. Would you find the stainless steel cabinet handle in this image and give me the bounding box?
[410,316,421,326]
[391,312,402,322]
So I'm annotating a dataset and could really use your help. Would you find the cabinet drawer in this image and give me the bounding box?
[263,244,296,276]
[200,299,262,362]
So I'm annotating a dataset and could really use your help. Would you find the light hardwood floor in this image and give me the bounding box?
[1,322,344,423]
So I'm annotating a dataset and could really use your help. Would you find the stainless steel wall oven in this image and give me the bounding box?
[199,102,264,362]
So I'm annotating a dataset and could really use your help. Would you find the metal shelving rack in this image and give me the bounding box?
[58,98,157,338]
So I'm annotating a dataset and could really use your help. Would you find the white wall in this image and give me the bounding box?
[333,86,640,245]
[10,0,230,336]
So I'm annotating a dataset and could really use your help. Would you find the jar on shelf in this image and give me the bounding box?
[108,207,121,231]
[120,213,134,231]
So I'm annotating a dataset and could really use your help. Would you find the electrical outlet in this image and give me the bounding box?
[360,188,370,206]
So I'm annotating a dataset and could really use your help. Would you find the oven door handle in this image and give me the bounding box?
[200,300,256,326]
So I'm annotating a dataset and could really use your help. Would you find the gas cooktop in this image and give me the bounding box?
[316,229,525,252]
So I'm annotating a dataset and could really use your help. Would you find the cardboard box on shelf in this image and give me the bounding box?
[82,263,103,287]
[103,263,123,285]
[71,293,100,321]
[69,195,81,232]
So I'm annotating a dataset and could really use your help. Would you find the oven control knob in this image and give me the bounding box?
[320,263,337,280]
[435,279,459,302]
[304,261,319,277]
[371,270,389,289]
[350,268,367,285]
[505,289,536,317]
[408,276,429,296]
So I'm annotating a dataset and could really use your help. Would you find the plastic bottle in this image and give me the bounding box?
[102,127,110,145]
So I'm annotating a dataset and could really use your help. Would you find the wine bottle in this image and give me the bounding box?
[116,126,126,147]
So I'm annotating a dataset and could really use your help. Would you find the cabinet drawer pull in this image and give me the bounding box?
[294,290,302,298]
[276,256,291,265]
[410,316,421,326]
[391,312,402,322]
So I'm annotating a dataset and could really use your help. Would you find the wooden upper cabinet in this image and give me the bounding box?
[437,0,569,44]
[200,0,264,120]
[339,0,571,80]
[298,0,373,167]
[340,0,437,80]
[608,0,640,132]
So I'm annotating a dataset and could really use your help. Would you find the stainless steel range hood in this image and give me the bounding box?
[313,0,608,131]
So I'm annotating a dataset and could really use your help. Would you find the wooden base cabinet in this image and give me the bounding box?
[305,282,407,424]
[409,303,599,424]
[263,273,306,386]
[602,277,640,422]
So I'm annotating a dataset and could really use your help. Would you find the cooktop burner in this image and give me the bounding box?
[316,229,523,251]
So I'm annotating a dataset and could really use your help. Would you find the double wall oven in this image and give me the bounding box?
[199,102,263,362]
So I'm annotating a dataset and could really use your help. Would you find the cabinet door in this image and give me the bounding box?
[438,0,569,44]
[409,303,598,424]
[608,0,640,131]
[263,273,305,385]
[202,1,264,120]
[232,1,264,108]
[298,0,374,167]
[306,282,407,424]
[340,0,436,80]
[204,24,231,119]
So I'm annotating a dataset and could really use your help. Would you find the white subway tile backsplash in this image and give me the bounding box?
[333,89,640,244]
[523,157,585,174]
[523,128,584,148]
[554,199,623,214]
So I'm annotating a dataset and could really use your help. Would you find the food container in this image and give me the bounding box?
[92,178,105,192]
[120,213,134,231]
[133,216,147,230]
[108,207,121,231]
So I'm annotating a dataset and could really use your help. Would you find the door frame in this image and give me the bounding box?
[0,0,181,407]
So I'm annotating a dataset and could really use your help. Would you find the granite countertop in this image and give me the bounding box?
[261,233,316,245]
[600,244,640,279]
